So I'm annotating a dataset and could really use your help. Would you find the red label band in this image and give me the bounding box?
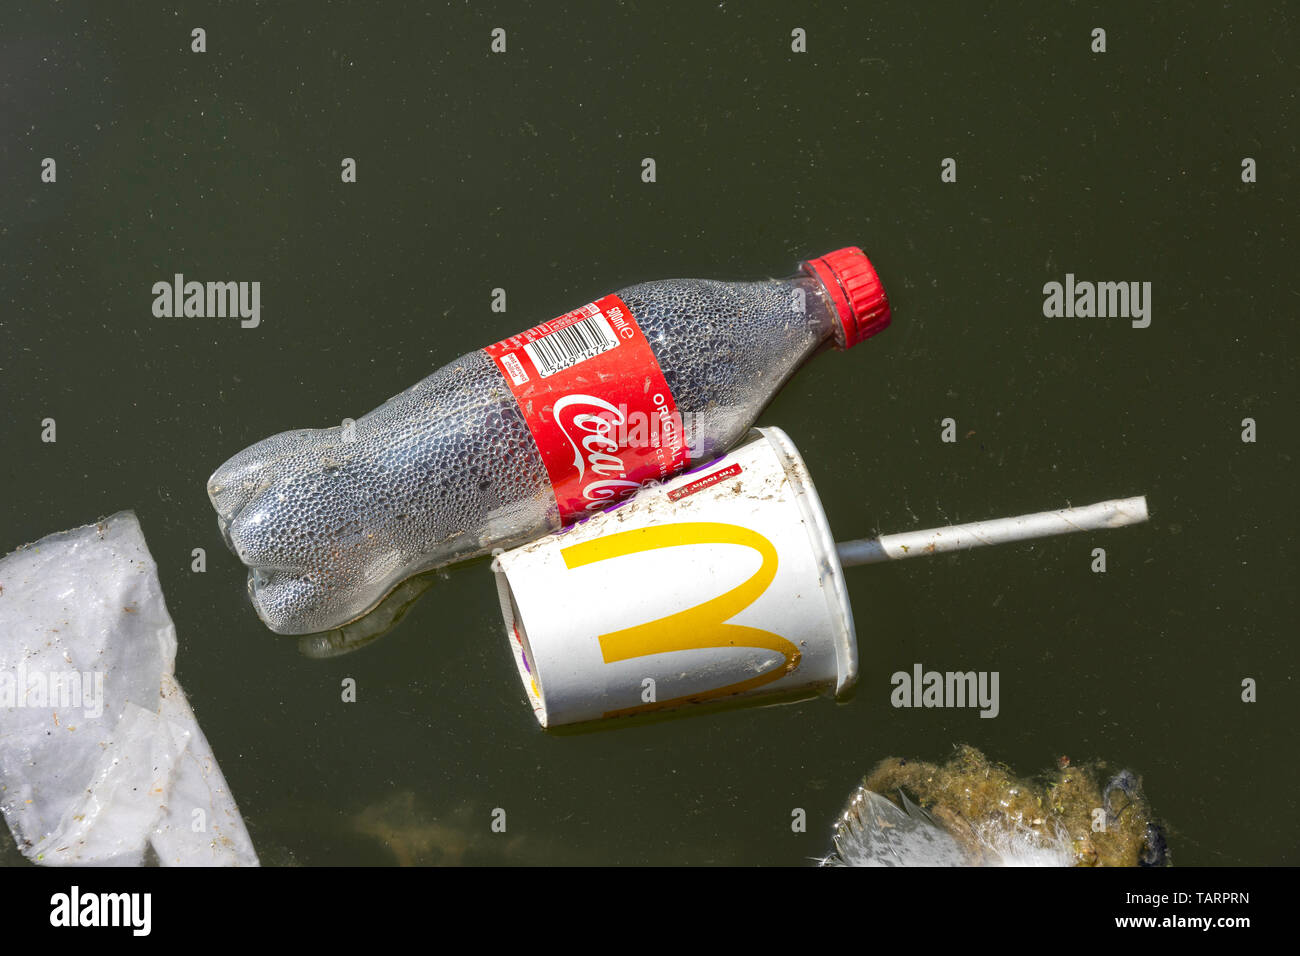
[484,293,688,522]
[667,463,743,502]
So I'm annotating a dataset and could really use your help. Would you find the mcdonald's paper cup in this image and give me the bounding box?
[493,426,857,728]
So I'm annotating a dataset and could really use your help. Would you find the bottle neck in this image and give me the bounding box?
[793,273,844,348]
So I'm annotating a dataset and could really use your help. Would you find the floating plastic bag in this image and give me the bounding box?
[0,511,257,866]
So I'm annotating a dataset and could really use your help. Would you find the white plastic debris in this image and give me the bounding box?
[820,785,1075,868]
[835,496,1150,566]
[821,788,971,867]
[0,511,258,866]
[495,427,858,727]
[494,423,1151,729]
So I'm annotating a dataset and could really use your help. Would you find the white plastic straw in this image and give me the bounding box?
[835,496,1149,568]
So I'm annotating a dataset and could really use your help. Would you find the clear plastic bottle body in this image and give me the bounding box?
[626,273,839,462]
[209,272,840,634]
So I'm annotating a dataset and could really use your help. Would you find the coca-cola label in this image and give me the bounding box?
[484,293,687,522]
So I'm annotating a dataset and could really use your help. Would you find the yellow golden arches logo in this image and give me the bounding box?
[560,522,800,718]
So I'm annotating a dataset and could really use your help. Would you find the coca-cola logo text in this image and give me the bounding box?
[552,394,640,508]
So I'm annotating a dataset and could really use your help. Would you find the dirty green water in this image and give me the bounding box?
[1,2,1295,865]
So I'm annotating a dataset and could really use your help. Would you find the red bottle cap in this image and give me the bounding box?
[801,247,891,348]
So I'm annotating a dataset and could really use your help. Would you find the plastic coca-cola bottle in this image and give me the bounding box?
[209,247,890,635]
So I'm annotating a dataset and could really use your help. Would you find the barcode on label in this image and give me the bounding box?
[524,313,619,378]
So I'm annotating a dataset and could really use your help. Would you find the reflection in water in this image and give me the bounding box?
[295,568,447,659]
[352,791,530,866]
[250,789,583,866]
